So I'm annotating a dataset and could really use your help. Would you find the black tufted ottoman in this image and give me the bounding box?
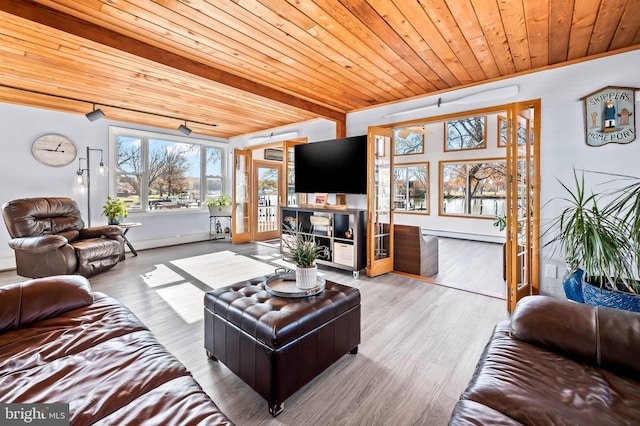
[204,275,361,416]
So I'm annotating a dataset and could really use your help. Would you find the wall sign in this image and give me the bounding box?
[582,86,636,147]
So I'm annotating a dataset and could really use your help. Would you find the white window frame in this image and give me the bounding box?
[109,126,227,213]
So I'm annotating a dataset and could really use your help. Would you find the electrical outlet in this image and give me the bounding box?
[545,264,557,279]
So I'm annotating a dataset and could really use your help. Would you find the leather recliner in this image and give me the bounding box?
[2,197,125,278]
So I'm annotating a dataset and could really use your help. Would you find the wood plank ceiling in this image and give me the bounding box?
[0,0,638,139]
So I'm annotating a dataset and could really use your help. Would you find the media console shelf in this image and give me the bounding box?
[280,206,366,278]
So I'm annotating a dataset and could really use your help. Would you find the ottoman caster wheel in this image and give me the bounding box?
[206,350,218,361]
[268,402,284,417]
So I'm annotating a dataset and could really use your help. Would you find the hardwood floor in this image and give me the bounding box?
[0,241,509,425]
[431,237,506,299]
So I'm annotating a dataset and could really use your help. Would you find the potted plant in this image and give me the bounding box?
[102,196,128,225]
[282,233,324,289]
[544,169,640,312]
[207,194,232,216]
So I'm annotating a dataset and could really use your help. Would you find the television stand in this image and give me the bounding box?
[280,206,366,278]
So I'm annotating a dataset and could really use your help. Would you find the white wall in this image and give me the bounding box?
[391,111,508,243]
[349,49,640,297]
[0,104,228,269]
[229,118,337,149]
[1,50,639,297]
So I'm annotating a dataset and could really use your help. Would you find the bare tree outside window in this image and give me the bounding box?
[393,164,429,213]
[441,160,506,217]
[116,136,142,209]
[394,129,425,155]
[113,128,226,212]
[445,116,486,151]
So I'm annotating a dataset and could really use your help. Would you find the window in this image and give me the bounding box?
[445,116,486,151]
[393,127,426,155]
[111,127,226,212]
[498,115,528,147]
[393,163,429,213]
[440,159,506,217]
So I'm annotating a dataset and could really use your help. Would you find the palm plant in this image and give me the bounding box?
[544,169,639,293]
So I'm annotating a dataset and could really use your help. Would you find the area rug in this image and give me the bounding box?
[170,250,276,289]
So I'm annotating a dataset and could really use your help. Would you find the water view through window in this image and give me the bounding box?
[441,160,506,217]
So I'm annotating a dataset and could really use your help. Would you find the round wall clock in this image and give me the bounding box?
[31,134,78,167]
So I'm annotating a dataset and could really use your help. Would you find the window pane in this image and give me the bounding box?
[393,167,407,210]
[441,160,506,217]
[205,177,223,200]
[446,116,486,151]
[116,136,142,174]
[148,139,200,209]
[393,164,429,213]
[469,162,506,216]
[442,163,467,214]
[205,147,223,203]
[116,174,141,209]
[407,165,428,212]
[206,147,223,177]
[394,128,425,155]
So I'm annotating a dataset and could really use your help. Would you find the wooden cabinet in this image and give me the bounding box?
[280,206,366,278]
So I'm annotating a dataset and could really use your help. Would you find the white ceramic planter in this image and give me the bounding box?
[208,205,233,216]
[296,265,318,289]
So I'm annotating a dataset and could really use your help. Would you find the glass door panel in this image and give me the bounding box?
[284,140,305,206]
[232,149,252,243]
[367,126,394,277]
[506,101,540,312]
[254,161,280,240]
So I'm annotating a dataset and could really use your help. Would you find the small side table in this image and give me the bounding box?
[117,222,142,256]
[209,215,232,241]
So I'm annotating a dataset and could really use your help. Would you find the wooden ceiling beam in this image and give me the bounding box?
[0,0,346,124]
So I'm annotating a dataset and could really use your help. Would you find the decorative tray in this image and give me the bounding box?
[265,271,326,298]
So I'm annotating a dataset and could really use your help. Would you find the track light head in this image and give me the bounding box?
[178,122,192,135]
[86,105,105,122]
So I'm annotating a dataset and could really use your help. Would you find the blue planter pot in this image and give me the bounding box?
[582,280,640,313]
[563,268,640,312]
[562,269,585,303]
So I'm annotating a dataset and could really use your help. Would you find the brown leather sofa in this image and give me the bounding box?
[393,224,438,277]
[0,275,233,425]
[2,197,125,278]
[449,295,640,425]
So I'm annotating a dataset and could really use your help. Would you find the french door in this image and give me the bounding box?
[232,149,252,243]
[366,126,394,277]
[253,160,281,241]
[506,101,540,312]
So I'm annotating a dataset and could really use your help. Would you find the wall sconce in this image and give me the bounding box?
[75,147,108,226]
[178,121,192,135]
[85,104,105,122]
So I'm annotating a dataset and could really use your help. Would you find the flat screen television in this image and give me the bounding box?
[294,135,368,194]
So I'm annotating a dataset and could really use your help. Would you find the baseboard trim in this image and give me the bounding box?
[421,229,505,244]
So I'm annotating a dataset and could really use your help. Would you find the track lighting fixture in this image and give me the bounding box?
[0,84,217,131]
[178,121,192,135]
[85,104,105,122]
